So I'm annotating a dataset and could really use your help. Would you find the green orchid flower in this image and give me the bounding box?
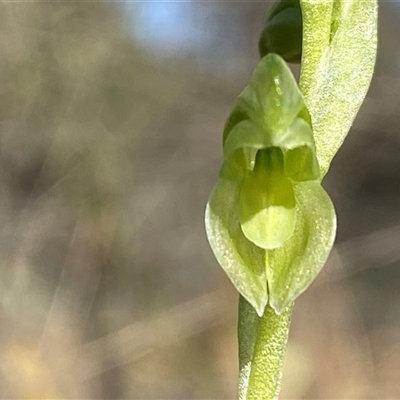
[205,53,336,316]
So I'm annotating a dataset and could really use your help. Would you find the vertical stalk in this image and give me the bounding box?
[238,296,293,400]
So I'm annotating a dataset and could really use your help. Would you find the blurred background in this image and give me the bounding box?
[0,1,399,398]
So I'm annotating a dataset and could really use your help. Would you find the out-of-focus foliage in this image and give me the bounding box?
[0,1,399,399]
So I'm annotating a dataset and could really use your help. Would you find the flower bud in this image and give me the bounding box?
[258,0,302,63]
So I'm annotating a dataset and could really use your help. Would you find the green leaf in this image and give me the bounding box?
[267,181,336,313]
[205,179,268,316]
[300,0,378,176]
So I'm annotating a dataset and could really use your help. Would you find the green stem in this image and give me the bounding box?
[238,296,293,400]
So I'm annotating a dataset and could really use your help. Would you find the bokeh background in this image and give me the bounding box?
[0,1,399,398]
